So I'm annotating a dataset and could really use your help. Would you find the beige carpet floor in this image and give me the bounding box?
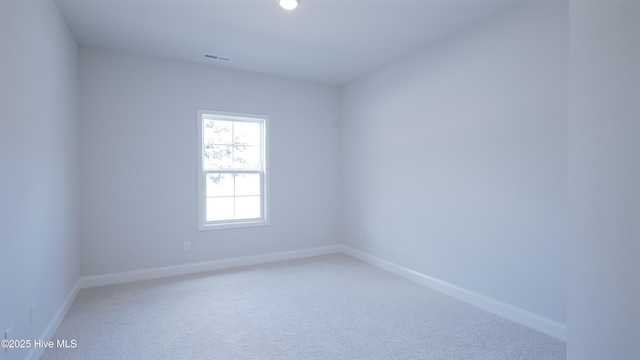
[41,253,566,359]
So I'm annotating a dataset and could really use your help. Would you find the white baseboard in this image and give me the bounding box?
[25,279,82,360]
[80,245,343,289]
[340,245,567,341]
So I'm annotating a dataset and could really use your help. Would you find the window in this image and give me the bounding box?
[197,110,269,230]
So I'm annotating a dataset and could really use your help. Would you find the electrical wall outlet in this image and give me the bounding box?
[183,241,190,251]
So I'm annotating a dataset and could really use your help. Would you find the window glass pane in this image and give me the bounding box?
[204,145,233,169]
[235,173,260,196]
[233,145,261,169]
[206,197,234,221]
[203,120,232,145]
[234,122,261,146]
[235,196,261,219]
[206,173,234,197]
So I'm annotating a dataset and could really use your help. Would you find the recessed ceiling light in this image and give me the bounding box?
[278,0,299,10]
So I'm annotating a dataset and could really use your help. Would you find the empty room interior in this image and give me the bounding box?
[1,0,639,359]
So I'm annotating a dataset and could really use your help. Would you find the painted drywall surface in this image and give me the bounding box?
[0,2,7,357]
[0,0,80,359]
[79,48,342,276]
[342,0,567,324]
[568,0,640,358]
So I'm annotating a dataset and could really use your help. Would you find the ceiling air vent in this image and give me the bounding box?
[204,54,232,62]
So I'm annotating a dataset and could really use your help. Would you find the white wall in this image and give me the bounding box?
[0,2,7,357]
[0,0,80,359]
[78,48,342,276]
[568,0,640,358]
[342,0,568,327]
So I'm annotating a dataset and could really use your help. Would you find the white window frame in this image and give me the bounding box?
[197,109,270,231]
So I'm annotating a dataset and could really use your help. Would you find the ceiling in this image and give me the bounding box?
[54,0,525,85]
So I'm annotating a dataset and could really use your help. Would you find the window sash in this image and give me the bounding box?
[202,117,264,172]
[203,170,265,223]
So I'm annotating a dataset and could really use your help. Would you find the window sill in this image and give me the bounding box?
[198,219,270,231]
